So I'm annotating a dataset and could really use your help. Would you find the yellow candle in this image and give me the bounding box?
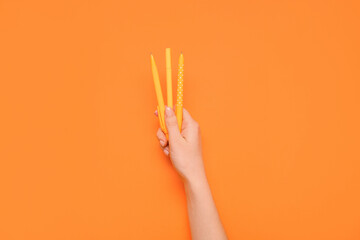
[150,54,167,137]
[176,53,184,131]
[165,48,173,108]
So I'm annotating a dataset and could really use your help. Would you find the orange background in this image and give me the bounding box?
[0,0,359,239]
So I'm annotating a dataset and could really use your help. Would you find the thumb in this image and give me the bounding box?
[165,106,181,142]
[182,108,195,125]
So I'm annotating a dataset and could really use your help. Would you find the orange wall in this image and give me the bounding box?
[0,0,359,239]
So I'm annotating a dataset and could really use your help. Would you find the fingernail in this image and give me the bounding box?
[165,106,173,117]
[160,140,165,146]
[164,149,169,155]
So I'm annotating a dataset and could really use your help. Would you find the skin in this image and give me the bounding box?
[155,106,228,240]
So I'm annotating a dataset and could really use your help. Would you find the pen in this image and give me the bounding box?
[165,48,173,108]
[176,52,184,131]
[150,53,168,138]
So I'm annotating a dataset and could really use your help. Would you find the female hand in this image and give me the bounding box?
[155,106,205,183]
[155,107,228,240]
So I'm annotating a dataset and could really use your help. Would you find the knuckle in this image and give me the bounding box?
[156,129,163,138]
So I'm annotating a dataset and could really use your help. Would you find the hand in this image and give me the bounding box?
[155,106,205,183]
[155,107,228,240]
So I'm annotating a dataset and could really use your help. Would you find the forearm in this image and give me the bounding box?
[184,169,228,240]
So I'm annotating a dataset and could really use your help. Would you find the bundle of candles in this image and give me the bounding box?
[151,48,184,139]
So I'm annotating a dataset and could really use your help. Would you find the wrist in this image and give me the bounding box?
[183,168,208,190]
